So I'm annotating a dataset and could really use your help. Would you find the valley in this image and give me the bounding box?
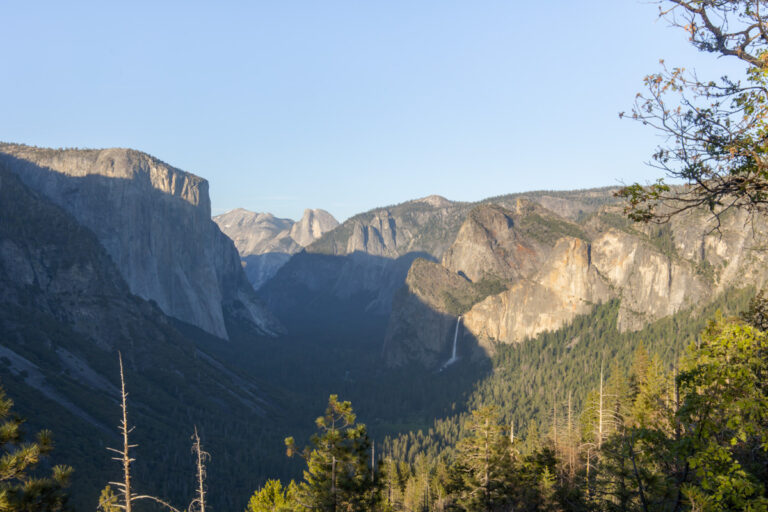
[1,143,765,510]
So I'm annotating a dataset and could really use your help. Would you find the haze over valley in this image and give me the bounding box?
[4,2,768,510]
[1,139,765,509]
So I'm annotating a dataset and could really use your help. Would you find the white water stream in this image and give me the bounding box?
[441,316,461,369]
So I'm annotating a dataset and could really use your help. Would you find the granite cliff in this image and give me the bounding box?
[383,203,602,365]
[260,190,619,348]
[0,164,278,509]
[0,143,281,339]
[384,198,768,368]
[259,195,473,330]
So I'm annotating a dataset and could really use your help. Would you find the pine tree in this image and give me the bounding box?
[0,387,72,511]
[96,486,119,512]
[285,395,377,511]
[380,458,403,511]
[452,406,513,511]
[246,479,298,512]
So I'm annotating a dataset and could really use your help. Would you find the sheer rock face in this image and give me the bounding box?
[383,197,768,367]
[290,209,339,247]
[590,229,706,331]
[0,144,281,339]
[441,204,551,283]
[261,196,473,320]
[462,237,613,348]
[345,211,402,258]
[214,208,338,288]
[460,208,768,345]
[383,203,586,364]
[663,207,768,293]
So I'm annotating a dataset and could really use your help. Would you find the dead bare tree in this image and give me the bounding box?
[105,353,189,512]
[107,353,136,512]
[189,427,209,512]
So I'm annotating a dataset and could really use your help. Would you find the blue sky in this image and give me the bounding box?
[0,1,745,221]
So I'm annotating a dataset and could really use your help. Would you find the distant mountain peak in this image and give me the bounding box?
[291,209,339,246]
[413,194,452,208]
[214,207,338,289]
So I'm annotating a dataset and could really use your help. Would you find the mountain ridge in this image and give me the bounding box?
[214,207,338,288]
[0,143,281,339]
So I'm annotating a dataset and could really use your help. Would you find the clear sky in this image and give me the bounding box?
[0,1,745,221]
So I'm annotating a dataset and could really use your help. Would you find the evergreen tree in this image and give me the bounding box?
[514,446,563,512]
[451,406,513,511]
[596,315,768,511]
[379,458,404,511]
[0,387,72,511]
[741,289,768,331]
[286,395,377,511]
[96,486,119,512]
[521,421,542,457]
[246,479,298,512]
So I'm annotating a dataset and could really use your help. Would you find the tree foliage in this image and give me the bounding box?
[282,308,767,511]
[285,395,377,511]
[246,479,298,512]
[96,486,119,512]
[0,387,71,511]
[741,288,768,329]
[450,406,514,511]
[618,0,768,224]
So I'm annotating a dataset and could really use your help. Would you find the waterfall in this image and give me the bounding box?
[442,316,461,369]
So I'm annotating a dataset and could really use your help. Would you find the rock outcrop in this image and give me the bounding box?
[590,228,704,330]
[0,143,281,339]
[462,237,613,347]
[0,165,276,508]
[290,208,339,246]
[383,196,768,367]
[214,208,338,288]
[441,202,575,283]
[262,189,621,339]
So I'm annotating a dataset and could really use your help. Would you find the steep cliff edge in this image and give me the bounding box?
[384,203,595,365]
[0,143,281,339]
[214,207,338,288]
[462,237,613,347]
[260,195,474,325]
[383,198,768,367]
[262,190,619,338]
[0,165,280,509]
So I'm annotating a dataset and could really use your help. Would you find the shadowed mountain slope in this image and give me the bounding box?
[0,164,294,510]
[0,143,280,339]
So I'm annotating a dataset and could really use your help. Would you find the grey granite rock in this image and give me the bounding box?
[0,143,281,339]
[214,207,338,288]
